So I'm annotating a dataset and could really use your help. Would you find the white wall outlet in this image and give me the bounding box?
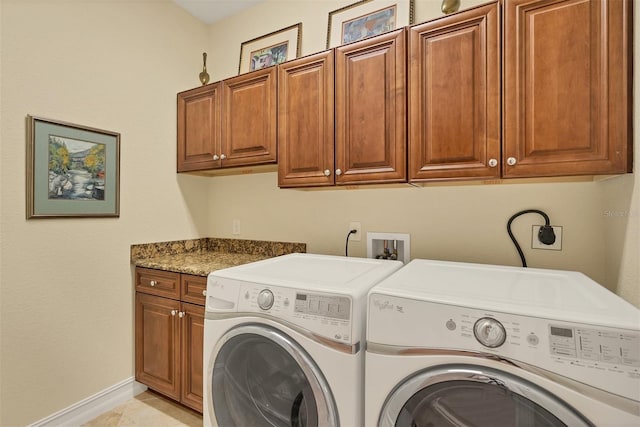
[532,225,562,250]
[232,219,241,235]
[348,222,362,241]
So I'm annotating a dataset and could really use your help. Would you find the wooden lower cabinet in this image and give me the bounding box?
[135,268,206,413]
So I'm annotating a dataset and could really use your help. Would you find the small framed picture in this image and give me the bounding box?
[327,0,415,48]
[238,23,302,74]
[26,115,120,218]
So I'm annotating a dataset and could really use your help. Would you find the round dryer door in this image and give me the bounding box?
[210,324,338,427]
[379,364,594,427]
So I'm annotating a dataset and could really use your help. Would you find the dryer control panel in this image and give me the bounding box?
[368,294,640,401]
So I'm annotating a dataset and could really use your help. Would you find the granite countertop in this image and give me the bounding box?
[131,238,306,276]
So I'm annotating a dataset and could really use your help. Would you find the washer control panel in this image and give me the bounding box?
[236,283,353,344]
[368,294,640,400]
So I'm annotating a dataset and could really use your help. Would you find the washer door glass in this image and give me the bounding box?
[212,324,338,427]
[381,364,593,427]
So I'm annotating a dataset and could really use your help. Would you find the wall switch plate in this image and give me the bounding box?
[349,222,362,241]
[532,225,562,250]
[232,219,241,235]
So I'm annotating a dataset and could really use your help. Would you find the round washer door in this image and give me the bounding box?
[379,364,594,427]
[210,323,339,427]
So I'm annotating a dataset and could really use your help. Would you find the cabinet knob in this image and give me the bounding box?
[220,154,227,160]
[212,154,219,161]
[335,169,342,176]
[178,311,185,318]
[150,280,156,287]
[202,290,207,296]
[171,310,177,316]
[323,169,331,177]
[488,158,498,168]
[507,157,517,166]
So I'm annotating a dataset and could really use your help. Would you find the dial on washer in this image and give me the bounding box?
[473,317,507,348]
[257,289,274,310]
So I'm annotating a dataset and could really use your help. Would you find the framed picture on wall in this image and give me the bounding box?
[326,0,415,48]
[26,115,120,218]
[238,23,302,74]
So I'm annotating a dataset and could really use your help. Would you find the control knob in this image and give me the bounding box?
[473,317,506,348]
[257,289,274,310]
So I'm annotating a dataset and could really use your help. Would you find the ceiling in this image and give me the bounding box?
[173,0,266,24]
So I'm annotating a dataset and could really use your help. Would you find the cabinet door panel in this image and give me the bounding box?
[135,293,180,400]
[335,29,407,184]
[181,302,205,413]
[503,0,631,177]
[222,67,277,167]
[278,51,335,187]
[177,83,222,172]
[409,2,500,181]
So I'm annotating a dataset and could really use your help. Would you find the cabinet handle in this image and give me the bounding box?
[212,154,220,161]
[507,157,517,166]
[323,169,331,177]
[220,154,227,160]
[178,311,185,318]
[202,290,207,296]
[150,280,156,287]
[335,169,342,176]
[488,158,498,168]
[171,310,177,316]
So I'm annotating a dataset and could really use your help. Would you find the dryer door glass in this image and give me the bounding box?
[211,325,338,427]
[380,364,593,427]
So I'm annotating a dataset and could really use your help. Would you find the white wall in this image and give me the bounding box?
[206,0,639,302]
[0,0,210,424]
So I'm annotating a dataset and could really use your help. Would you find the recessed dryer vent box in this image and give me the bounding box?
[367,232,410,264]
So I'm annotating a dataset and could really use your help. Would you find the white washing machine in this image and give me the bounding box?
[204,253,402,427]
[366,259,640,427]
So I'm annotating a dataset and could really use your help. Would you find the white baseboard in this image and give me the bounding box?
[29,377,147,427]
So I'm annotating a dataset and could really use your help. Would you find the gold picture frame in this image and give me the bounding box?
[238,23,302,74]
[26,115,120,218]
[326,0,415,49]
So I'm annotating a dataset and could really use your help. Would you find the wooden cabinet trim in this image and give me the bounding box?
[335,29,407,185]
[408,2,501,182]
[135,267,181,300]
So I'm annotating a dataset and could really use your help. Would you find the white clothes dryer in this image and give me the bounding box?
[204,253,402,427]
[365,259,640,427]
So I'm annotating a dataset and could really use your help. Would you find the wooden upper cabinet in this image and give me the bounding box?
[409,2,500,182]
[222,67,277,167]
[503,0,632,178]
[335,29,407,185]
[278,51,335,188]
[177,83,222,172]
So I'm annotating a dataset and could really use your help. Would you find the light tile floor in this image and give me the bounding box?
[82,390,202,427]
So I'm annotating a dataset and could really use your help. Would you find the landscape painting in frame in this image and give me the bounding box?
[238,23,302,74]
[327,0,415,48]
[27,115,120,218]
[250,41,289,71]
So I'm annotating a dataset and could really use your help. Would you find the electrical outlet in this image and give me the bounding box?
[232,219,241,235]
[349,222,362,242]
[531,225,562,250]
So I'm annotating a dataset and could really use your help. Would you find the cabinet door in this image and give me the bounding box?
[180,302,205,413]
[335,29,407,185]
[409,2,500,181]
[222,67,277,167]
[278,50,335,188]
[503,0,632,177]
[177,83,222,172]
[135,293,181,400]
